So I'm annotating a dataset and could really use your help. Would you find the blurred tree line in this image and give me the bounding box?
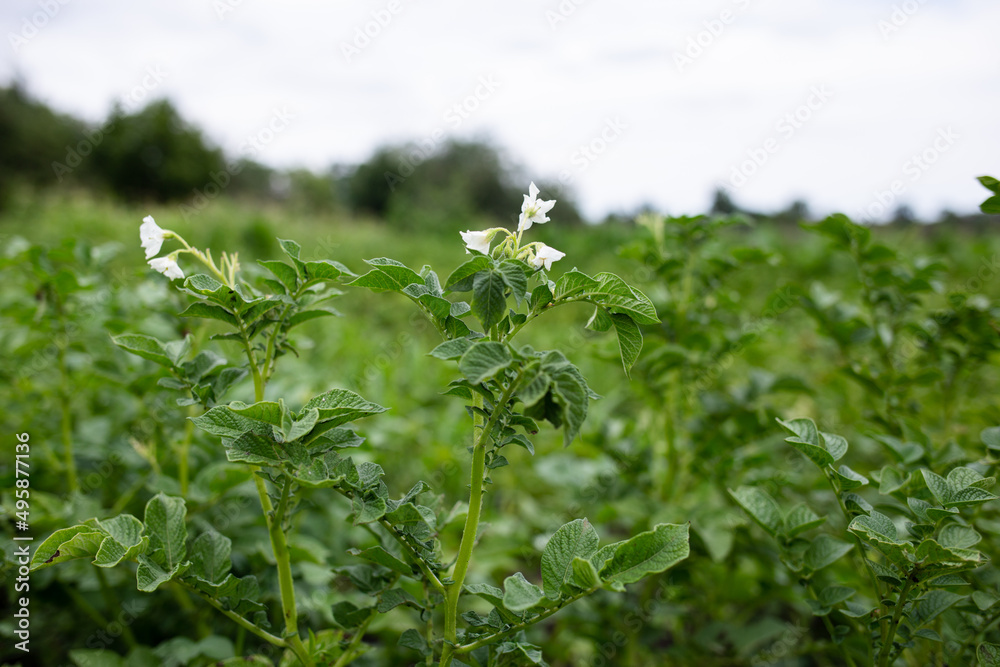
[0,84,583,228]
[2,83,995,230]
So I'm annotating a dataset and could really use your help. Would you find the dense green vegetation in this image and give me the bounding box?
[2,176,1000,666]
[4,85,1000,667]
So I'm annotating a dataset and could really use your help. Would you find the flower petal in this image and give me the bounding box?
[140,216,166,259]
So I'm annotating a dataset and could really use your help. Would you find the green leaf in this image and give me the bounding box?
[979,643,1000,666]
[973,591,1000,611]
[978,175,1000,193]
[783,503,825,537]
[517,365,551,408]
[301,389,388,429]
[849,510,910,567]
[352,494,387,525]
[471,269,507,330]
[384,503,436,540]
[136,554,188,592]
[347,546,413,578]
[111,334,176,369]
[598,523,690,586]
[30,525,106,571]
[190,405,273,439]
[553,269,598,300]
[529,283,554,312]
[303,258,353,282]
[189,531,231,584]
[258,259,298,289]
[377,588,420,613]
[144,493,188,570]
[585,272,659,324]
[224,432,284,465]
[585,306,613,332]
[911,590,964,628]
[398,628,431,657]
[982,427,1000,452]
[549,367,590,447]
[458,342,513,384]
[349,257,423,292]
[804,535,853,571]
[502,572,544,612]
[610,314,642,376]
[819,585,855,607]
[777,417,846,467]
[981,195,1000,215]
[541,518,600,599]
[834,465,869,491]
[94,515,148,568]
[938,524,981,549]
[429,338,474,361]
[178,302,241,327]
[287,308,340,329]
[498,260,528,306]
[729,487,782,538]
[879,466,909,495]
[445,255,492,291]
[571,557,602,589]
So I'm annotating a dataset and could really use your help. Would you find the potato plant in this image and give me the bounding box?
[4,177,1000,666]
[26,186,690,666]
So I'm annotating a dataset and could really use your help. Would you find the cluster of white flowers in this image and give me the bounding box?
[140,216,184,280]
[460,182,566,271]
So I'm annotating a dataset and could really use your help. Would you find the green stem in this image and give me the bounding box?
[806,581,857,667]
[241,340,311,666]
[878,577,914,667]
[270,474,311,665]
[453,587,598,654]
[827,471,886,642]
[441,376,521,666]
[332,611,377,667]
[376,517,446,593]
[185,582,287,646]
[425,581,435,667]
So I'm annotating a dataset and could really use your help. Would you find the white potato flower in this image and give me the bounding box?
[518,182,556,232]
[148,255,185,280]
[140,215,167,259]
[460,229,493,255]
[529,244,566,271]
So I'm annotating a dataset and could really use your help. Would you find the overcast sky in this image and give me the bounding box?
[2,0,997,220]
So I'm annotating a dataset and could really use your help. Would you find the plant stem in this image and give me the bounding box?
[332,610,376,667]
[878,577,914,667]
[827,470,887,642]
[376,517,446,593]
[806,581,857,667]
[452,587,598,654]
[270,474,312,665]
[441,376,521,666]
[424,581,435,667]
[185,583,287,646]
[242,343,312,666]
